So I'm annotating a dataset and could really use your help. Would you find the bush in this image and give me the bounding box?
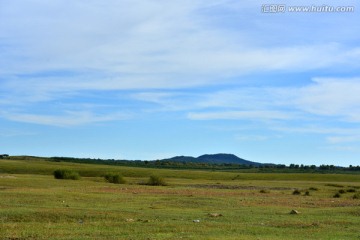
[304,191,310,196]
[338,189,346,194]
[292,189,301,195]
[333,193,341,198]
[353,193,360,199]
[53,169,80,180]
[325,184,344,188]
[347,189,356,193]
[147,175,167,186]
[260,189,270,194]
[309,187,319,191]
[104,173,126,184]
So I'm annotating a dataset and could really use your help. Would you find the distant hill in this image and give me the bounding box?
[162,153,261,166]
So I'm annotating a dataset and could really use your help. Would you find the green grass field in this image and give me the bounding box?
[1,158,360,239]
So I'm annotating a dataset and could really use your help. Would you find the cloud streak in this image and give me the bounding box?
[185,78,360,123]
[295,78,360,121]
[188,110,296,121]
[0,110,130,127]
[1,1,360,96]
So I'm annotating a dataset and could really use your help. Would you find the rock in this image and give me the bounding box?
[193,219,200,223]
[290,209,300,214]
[126,218,135,222]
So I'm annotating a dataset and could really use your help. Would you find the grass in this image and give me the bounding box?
[1,158,360,182]
[0,158,360,239]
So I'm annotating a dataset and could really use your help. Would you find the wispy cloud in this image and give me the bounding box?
[0,111,130,127]
[271,125,360,136]
[186,77,360,123]
[0,129,36,138]
[326,135,360,144]
[235,134,270,142]
[295,78,360,121]
[1,1,360,97]
[320,145,359,153]
[178,77,360,149]
[187,110,296,121]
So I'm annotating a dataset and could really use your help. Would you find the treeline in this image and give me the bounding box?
[258,163,360,173]
[2,155,359,173]
[47,157,360,173]
[49,157,254,170]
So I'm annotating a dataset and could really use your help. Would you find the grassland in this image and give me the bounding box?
[1,158,360,239]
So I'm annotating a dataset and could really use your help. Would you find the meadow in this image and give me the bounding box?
[0,158,360,239]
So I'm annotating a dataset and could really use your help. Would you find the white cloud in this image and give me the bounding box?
[294,78,360,121]
[235,134,270,142]
[1,0,360,93]
[0,111,130,127]
[320,145,359,153]
[271,125,360,136]
[0,129,36,138]
[326,135,360,144]
[130,91,202,112]
[188,110,295,121]
[1,0,360,130]
[186,77,360,123]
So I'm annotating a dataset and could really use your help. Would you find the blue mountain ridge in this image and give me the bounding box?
[161,153,262,166]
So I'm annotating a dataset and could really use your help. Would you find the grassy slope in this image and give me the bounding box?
[0,158,360,239]
[1,158,360,182]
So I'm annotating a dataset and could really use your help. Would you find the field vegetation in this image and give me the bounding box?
[53,169,81,180]
[104,173,126,184]
[0,157,360,239]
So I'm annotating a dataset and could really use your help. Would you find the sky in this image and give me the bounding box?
[1,0,360,166]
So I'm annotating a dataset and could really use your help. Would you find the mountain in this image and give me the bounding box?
[163,153,261,166]
[165,156,197,162]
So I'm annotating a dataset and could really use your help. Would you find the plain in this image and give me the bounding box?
[0,158,359,239]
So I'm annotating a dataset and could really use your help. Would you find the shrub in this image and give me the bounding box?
[53,169,80,180]
[325,184,344,188]
[260,189,270,194]
[304,191,310,196]
[347,189,356,193]
[104,173,126,184]
[338,189,346,194]
[333,193,341,198]
[147,175,167,186]
[309,187,319,191]
[232,175,241,180]
[353,193,360,199]
[292,189,301,195]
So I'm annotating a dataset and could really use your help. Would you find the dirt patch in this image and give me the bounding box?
[188,184,294,191]
[95,186,251,198]
[0,175,17,179]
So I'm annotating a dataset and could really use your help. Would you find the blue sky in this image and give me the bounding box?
[1,0,360,166]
